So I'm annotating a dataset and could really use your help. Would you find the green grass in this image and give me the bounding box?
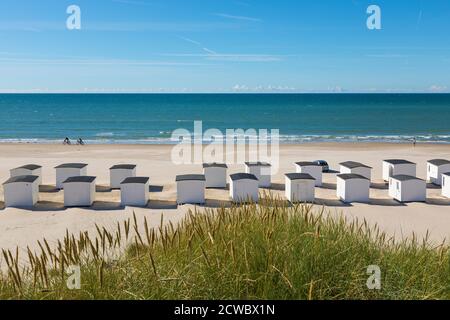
[0,197,449,300]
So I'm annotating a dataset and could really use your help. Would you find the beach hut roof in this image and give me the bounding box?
[63,176,96,184]
[340,161,372,169]
[121,177,149,184]
[3,175,39,185]
[110,164,137,170]
[14,164,42,170]
[295,161,318,167]
[230,173,258,181]
[383,159,415,165]
[244,162,271,167]
[337,173,369,181]
[202,163,228,169]
[176,174,206,182]
[55,163,88,169]
[390,175,423,182]
[285,173,315,181]
[427,159,450,166]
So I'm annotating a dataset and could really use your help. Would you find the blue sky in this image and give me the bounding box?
[0,0,449,93]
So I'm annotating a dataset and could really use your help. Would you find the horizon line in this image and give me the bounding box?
[0,92,449,95]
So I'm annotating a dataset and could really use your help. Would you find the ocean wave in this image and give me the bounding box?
[1,134,450,144]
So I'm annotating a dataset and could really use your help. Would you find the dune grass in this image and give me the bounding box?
[0,196,449,300]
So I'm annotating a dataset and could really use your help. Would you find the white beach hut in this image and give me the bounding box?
[244,162,271,188]
[382,159,416,181]
[229,173,259,203]
[3,175,39,208]
[285,173,315,203]
[63,176,96,207]
[10,164,42,185]
[176,174,206,205]
[294,162,322,186]
[55,163,88,189]
[388,175,426,202]
[426,159,450,186]
[336,174,370,203]
[203,163,228,188]
[442,172,450,198]
[120,177,150,207]
[339,161,372,180]
[110,164,137,189]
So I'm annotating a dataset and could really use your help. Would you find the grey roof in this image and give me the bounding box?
[383,159,415,165]
[245,162,271,167]
[337,173,369,181]
[203,163,228,169]
[3,175,39,185]
[285,173,315,181]
[390,175,423,182]
[110,164,136,170]
[14,164,42,171]
[176,174,206,182]
[427,159,450,166]
[55,163,88,169]
[230,173,258,181]
[63,176,96,184]
[295,161,319,167]
[340,161,372,169]
[121,177,149,184]
[443,172,450,177]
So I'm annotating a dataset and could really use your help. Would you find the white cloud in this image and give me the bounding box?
[232,85,297,92]
[428,85,448,93]
[213,13,261,22]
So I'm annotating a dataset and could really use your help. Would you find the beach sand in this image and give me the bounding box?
[0,142,449,255]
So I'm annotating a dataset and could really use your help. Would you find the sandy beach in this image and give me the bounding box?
[0,142,449,255]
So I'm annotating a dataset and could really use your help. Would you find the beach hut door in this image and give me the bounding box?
[296,183,306,201]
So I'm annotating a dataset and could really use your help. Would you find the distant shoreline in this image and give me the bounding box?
[0,140,449,146]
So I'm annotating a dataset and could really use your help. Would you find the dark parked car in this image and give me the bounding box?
[313,160,329,172]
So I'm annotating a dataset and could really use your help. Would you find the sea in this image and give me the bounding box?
[0,93,449,144]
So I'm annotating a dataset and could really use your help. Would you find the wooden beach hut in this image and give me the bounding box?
[285,173,315,203]
[120,177,150,207]
[176,174,206,205]
[229,173,259,203]
[110,164,137,189]
[388,175,426,202]
[63,176,96,207]
[336,174,370,203]
[3,175,39,208]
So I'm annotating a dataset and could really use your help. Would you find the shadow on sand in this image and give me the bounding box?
[96,185,112,193]
[149,185,164,193]
[371,182,388,190]
[369,198,406,207]
[89,201,123,211]
[203,199,233,208]
[33,201,66,211]
[320,182,337,190]
[426,183,442,190]
[426,198,450,206]
[39,185,60,193]
[268,183,285,191]
[314,198,352,207]
[147,200,178,210]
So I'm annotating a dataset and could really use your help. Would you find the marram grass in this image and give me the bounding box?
[0,196,449,300]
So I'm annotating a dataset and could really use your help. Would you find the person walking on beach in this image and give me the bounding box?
[413,137,417,147]
[77,138,85,145]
